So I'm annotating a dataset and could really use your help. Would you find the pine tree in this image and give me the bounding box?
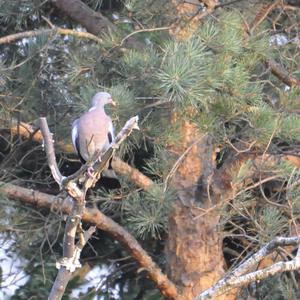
[0,0,300,299]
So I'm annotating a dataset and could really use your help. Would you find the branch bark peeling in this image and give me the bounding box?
[1,182,179,300]
[37,116,179,300]
[196,237,300,299]
[39,118,64,187]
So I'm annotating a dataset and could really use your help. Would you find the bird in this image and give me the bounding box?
[71,92,117,178]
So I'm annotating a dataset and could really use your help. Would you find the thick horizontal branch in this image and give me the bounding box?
[1,182,179,300]
[112,157,154,190]
[0,27,103,45]
[2,118,155,190]
[51,0,115,35]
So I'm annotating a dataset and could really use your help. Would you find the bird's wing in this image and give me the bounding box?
[71,110,117,178]
[71,119,79,150]
[107,116,114,144]
[71,119,86,164]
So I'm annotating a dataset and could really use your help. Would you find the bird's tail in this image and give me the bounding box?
[102,158,118,179]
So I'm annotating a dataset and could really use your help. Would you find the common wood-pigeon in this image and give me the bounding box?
[71,92,116,177]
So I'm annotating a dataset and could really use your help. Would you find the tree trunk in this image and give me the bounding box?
[166,118,235,299]
[166,203,226,299]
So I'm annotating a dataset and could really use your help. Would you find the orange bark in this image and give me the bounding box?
[166,116,235,299]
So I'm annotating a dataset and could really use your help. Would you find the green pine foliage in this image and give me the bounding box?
[0,0,45,30]
[1,1,300,299]
[125,185,174,239]
[259,206,288,242]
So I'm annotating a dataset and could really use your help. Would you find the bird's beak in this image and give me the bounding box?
[110,99,117,106]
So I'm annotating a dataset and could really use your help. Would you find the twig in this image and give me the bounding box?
[247,1,300,87]
[120,27,170,46]
[194,174,280,220]
[250,0,282,32]
[164,138,202,192]
[196,236,300,299]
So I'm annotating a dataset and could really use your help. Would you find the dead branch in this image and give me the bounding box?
[266,58,300,87]
[48,196,85,300]
[39,116,179,299]
[247,1,300,87]
[2,118,155,190]
[40,116,139,299]
[41,116,87,300]
[49,225,96,300]
[249,0,282,32]
[196,236,300,299]
[0,182,179,300]
[39,118,64,187]
[0,27,103,45]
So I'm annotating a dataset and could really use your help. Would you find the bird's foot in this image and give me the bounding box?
[87,166,94,178]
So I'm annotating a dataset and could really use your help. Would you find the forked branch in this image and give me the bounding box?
[196,236,300,299]
[40,116,140,300]
[1,182,179,300]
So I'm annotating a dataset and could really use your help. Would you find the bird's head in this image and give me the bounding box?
[91,92,116,108]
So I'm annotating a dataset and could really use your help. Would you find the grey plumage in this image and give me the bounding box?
[72,92,116,177]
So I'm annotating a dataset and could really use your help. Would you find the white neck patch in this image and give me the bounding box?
[88,106,96,112]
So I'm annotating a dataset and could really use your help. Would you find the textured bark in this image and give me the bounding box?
[166,203,226,299]
[166,118,235,299]
[170,0,217,40]
[51,0,116,35]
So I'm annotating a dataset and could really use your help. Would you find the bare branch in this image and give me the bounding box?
[48,269,72,300]
[2,118,155,190]
[39,117,64,187]
[246,1,300,87]
[48,199,86,299]
[0,182,179,300]
[48,225,95,300]
[249,0,282,32]
[112,157,154,190]
[0,27,103,45]
[196,236,300,299]
[40,115,139,299]
[266,58,300,87]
